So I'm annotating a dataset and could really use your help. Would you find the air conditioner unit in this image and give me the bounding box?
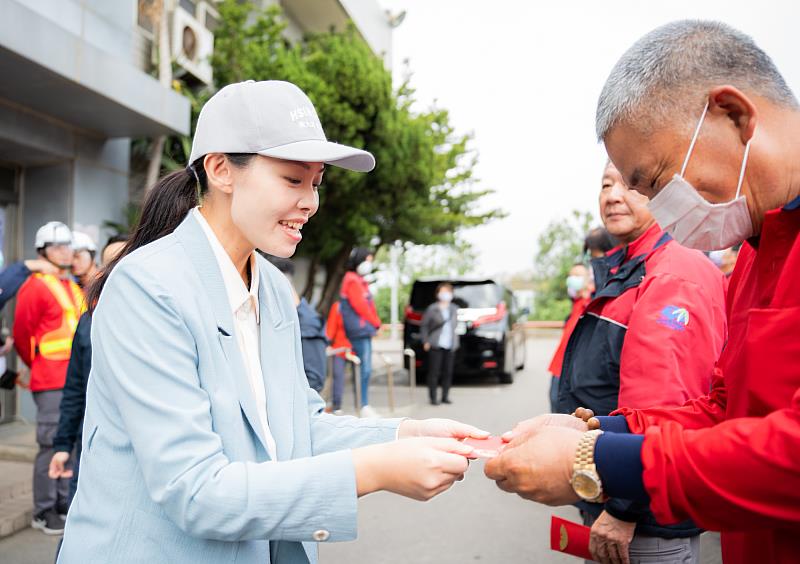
[171,6,214,85]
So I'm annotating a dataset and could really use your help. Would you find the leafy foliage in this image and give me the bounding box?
[133,0,502,314]
[532,210,595,320]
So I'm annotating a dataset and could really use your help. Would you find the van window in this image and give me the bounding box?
[409,281,501,310]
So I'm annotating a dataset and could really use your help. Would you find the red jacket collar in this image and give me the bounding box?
[605,223,664,262]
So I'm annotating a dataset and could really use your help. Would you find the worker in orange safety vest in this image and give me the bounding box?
[13,221,85,536]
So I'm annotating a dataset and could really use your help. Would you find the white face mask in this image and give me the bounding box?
[438,291,453,303]
[566,275,586,299]
[356,261,373,276]
[647,103,754,251]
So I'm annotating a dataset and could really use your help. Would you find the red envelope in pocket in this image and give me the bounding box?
[550,516,592,560]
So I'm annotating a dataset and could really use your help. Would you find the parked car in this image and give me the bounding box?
[403,277,528,384]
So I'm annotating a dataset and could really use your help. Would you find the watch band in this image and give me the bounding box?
[573,429,604,502]
[575,429,603,466]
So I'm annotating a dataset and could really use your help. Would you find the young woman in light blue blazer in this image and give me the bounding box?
[57,81,488,564]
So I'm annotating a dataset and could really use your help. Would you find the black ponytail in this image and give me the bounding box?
[87,153,254,311]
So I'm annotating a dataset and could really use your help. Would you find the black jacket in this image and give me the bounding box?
[53,313,92,454]
[297,298,327,392]
[420,303,459,351]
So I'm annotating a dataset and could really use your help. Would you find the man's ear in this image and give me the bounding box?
[707,85,758,145]
[204,154,234,195]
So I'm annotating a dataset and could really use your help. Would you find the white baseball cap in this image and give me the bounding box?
[35,221,72,249]
[188,80,375,172]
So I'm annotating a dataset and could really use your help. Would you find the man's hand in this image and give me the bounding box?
[399,418,490,440]
[501,413,588,443]
[24,259,59,276]
[573,407,601,430]
[423,342,431,352]
[48,452,73,479]
[590,510,636,564]
[484,425,582,505]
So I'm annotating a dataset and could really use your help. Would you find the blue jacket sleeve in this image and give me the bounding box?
[0,262,31,310]
[594,431,649,502]
[597,415,630,433]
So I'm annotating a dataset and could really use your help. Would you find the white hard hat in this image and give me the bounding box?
[35,221,72,250]
[71,231,97,253]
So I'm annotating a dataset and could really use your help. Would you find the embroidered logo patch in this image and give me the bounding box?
[657,305,689,331]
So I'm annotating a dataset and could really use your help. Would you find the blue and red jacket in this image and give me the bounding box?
[339,271,381,339]
[595,196,800,564]
[558,223,727,536]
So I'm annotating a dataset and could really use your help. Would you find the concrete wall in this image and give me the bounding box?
[19,139,129,259]
[72,139,131,246]
[21,0,135,62]
[339,0,393,65]
[22,164,73,257]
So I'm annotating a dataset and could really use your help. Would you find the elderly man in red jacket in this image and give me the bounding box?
[555,159,727,562]
[485,20,800,564]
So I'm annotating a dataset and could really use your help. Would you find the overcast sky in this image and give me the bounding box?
[377,0,800,277]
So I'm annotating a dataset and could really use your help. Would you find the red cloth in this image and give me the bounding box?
[326,301,352,358]
[589,224,727,409]
[547,296,590,377]
[614,204,800,564]
[13,276,77,391]
[340,271,381,329]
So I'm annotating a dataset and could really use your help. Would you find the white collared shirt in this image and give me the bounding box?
[192,208,277,460]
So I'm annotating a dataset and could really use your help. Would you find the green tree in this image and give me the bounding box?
[532,210,595,320]
[208,0,502,314]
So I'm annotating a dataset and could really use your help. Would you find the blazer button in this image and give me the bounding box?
[312,530,330,542]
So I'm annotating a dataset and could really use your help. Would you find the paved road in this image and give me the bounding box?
[321,334,581,564]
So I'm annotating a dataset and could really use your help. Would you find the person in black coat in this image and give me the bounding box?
[263,254,328,392]
[420,283,459,405]
[48,235,128,507]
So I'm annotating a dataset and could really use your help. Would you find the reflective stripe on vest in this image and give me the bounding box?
[33,274,86,361]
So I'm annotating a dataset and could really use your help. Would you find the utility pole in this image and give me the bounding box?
[389,241,400,340]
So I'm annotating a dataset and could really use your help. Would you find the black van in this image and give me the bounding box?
[403,278,528,384]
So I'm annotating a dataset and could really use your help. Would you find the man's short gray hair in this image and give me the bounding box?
[596,20,798,140]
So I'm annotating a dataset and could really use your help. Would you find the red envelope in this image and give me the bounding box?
[462,436,505,458]
[550,516,592,560]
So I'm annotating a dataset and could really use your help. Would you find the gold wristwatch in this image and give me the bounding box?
[570,429,605,503]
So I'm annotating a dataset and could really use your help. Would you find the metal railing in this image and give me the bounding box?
[322,347,419,415]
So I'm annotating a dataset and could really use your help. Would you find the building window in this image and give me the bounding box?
[179,0,197,15]
[137,0,157,34]
[205,10,219,32]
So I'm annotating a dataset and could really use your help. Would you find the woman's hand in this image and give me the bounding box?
[398,418,490,440]
[352,437,473,500]
[49,451,73,479]
[589,510,636,564]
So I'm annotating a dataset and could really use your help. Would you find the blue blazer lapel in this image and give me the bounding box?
[258,261,296,461]
[173,213,272,456]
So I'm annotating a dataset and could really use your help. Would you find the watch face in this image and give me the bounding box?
[571,470,602,500]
